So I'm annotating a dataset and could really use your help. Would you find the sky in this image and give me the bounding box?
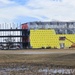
[0,0,75,24]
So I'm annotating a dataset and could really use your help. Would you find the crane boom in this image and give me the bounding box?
[65,37,75,44]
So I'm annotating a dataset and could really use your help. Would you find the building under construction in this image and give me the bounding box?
[0,23,30,50]
[29,21,75,49]
[0,21,75,49]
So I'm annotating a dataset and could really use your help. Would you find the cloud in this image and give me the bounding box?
[0,0,75,23]
[0,0,15,7]
[25,0,75,21]
[0,0,13,4]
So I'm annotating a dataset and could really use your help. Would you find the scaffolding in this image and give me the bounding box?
[0,23,30,50]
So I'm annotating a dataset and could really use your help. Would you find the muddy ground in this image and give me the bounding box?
[0,49,75,67]
[0,49,75,75]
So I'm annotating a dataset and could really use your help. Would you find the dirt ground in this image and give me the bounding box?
[0,49,75,54]
[0,49,75,68]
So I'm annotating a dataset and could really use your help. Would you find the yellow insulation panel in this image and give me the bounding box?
[30,29,75,48]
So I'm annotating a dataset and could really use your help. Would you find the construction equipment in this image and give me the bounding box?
[65,37,75,48]
[59,36,75,48]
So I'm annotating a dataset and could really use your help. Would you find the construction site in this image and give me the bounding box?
[0,21,75,50]
[0,22,75,75]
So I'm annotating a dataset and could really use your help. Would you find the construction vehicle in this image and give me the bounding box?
[59,36,75,48]
[65,37,75,48]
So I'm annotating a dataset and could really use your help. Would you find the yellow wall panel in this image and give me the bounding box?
[30,29,75,48]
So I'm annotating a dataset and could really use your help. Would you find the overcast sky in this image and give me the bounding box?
[0,0,75,23]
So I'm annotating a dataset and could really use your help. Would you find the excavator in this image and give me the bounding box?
[59,36,75,48]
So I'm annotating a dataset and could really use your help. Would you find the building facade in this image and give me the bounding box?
[27,21,75,49]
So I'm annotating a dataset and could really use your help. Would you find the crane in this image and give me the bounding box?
[59,36,75,48]
[65,37,75,48]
